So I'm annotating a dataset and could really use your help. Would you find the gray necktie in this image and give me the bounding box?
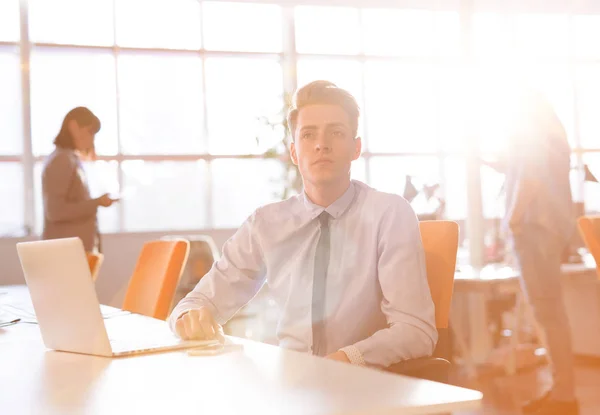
[312,211,330,356]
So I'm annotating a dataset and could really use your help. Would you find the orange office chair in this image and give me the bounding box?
[577,215,600,277]
[86,252,104,282]
[386,220,459,383]
[122,239,190,320]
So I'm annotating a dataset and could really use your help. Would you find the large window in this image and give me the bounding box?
[2,1,600,244]
[118,52,204,155]
[0,164,24,236]
[30,49,119,156]
[0,0,23,237]
[472,9,600,218]
[0,47,22,156]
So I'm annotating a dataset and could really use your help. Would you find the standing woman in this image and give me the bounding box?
[42,107,117,253]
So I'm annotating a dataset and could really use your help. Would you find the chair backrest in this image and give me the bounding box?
[122,239,190,320]
[419,220,459,329]
[577,216,600,277]
[86,252,103,282]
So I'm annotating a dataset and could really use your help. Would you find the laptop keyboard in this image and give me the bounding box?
[105,313,181,353]
[99,305,130,319]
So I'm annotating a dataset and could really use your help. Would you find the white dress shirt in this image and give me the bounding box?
[169,180,437,367]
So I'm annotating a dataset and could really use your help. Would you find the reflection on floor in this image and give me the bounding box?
[453,360,600,415]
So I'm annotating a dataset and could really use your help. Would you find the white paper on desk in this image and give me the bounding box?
[0,309,20,326]
[187,342,243,356]
[0,301,36,321]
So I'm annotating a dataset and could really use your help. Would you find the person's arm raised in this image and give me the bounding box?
[168,210,266,339]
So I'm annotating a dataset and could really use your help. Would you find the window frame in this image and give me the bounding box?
[2,0,600,267]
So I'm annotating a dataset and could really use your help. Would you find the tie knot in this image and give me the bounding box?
[318,212,330,227]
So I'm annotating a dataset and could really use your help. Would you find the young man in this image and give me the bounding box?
[169,81,436,367]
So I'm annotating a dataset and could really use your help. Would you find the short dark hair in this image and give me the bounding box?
[53,107,101,149]
[287,81,360,140]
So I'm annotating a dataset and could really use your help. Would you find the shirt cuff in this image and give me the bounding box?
[168,309,189,333]
[340,345,366,366]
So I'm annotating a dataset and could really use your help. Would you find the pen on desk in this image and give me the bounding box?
[0,318,21,328]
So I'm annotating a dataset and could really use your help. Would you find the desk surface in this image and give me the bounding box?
[455,254,597,286]
[0,286,482,415]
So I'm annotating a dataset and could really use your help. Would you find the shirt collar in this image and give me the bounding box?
[302,181,357,220]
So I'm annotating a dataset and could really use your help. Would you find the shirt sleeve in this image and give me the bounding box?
[349,196,438,368]
[168,209,267,331]
[42,152,98,222]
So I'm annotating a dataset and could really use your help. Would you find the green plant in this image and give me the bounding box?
[256,93,303,200]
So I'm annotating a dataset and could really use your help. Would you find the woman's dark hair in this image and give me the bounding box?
[53,107,101,149]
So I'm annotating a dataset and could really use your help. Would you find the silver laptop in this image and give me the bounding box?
[16,237,216,357]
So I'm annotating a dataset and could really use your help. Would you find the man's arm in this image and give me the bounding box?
[505,175,540,233]
[505,137,546,234]
[339,197,437,368]
[168,210,267,333]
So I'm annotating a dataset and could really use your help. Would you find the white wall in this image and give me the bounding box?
[0,229,236,307]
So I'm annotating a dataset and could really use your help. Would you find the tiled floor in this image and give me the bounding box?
[453,361,600,415]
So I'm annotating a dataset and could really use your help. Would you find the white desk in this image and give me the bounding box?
[0,286,482,415]
[452,257,600,369]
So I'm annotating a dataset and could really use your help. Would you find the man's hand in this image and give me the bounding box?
[175,307,223,341]
[325,350,350,363]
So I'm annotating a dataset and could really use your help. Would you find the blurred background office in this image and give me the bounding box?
[2,0,600,285]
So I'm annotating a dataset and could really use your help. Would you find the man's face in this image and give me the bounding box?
[290,104,361,188]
